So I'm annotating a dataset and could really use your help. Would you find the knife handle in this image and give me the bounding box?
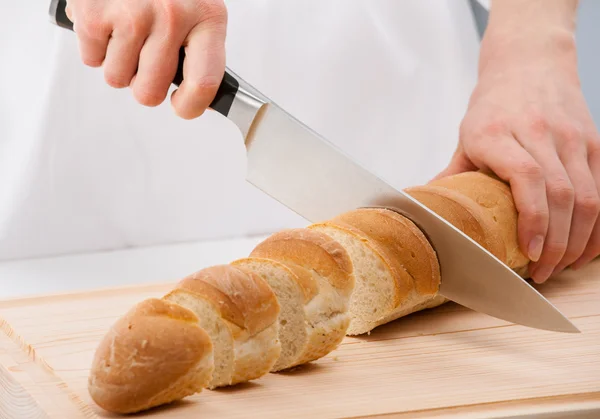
[49,0,240,118]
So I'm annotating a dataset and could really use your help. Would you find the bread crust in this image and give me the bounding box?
[405,185,507,263]
[250,228,355,365]
[428,171,529,269]
[173,265,281,386]
[88,298,213,414]
[309,221,413,309]
[330,208,441,297]
[176,265,280,336]
[162,288,236,389]
[250,229,354,297]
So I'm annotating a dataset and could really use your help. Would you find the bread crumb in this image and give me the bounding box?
[332,356,339,361]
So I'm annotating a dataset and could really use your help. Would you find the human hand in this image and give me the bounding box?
[65,0,227,119]
[434,2,600,283]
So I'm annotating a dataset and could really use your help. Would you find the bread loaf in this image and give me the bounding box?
[87,171,531,414]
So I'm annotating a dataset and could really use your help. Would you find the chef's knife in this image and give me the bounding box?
[49,0,579,334]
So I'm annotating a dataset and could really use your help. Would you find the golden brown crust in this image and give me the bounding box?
[88,298,213,414]
[250,228,354,297]
[176,265,280,336]
[330,208,441,297]
[428,171,529,269]
[309,220,414,308]
[405,185,507,263]
[235,256,319,304]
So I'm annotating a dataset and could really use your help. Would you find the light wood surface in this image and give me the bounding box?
[1,261,599,419]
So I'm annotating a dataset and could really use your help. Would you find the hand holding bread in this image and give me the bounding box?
[87,171,532,414]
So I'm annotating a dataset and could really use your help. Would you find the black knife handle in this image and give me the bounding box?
[50,0,239,117]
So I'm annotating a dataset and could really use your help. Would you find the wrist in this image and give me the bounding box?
[478,0,579,77]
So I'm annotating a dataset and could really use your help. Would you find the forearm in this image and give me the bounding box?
[479,0,580,76]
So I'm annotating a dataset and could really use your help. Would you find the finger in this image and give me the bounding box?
[102,13,151,88]
[572,141,600,269]
[467,136,549,265]
[171,22,227,119]
[525,146,575,283]
[553,151,600,273]
[430,147,477,182]
[130,32,183,107]
[70,4,111,67]
[65,3,74,21]
[572,221,600,269]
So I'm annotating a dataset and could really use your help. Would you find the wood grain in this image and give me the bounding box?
[0,261,599,419]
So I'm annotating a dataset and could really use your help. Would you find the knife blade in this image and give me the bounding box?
[48,0,579,333]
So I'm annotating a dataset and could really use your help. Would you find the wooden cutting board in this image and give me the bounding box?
[1,260,599,419]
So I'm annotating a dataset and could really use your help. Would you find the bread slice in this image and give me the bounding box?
[164,265,281,387]
[310,208,444,335]
[405,185,507,263]
[330,208,441,297]
[88,298,213,414]
[249,228,354,365]
[163,289,235,388]
[331,208,445,323]
[231,257,315,371]
[428,171,529,270]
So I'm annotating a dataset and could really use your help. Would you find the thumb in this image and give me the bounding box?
[430,149,477,182]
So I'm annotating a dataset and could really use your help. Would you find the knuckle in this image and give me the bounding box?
[515,159,543,180]
[576,192,600,218]
[198,0,228,25]
[188,75,222,96]
[555,121,583,146]
[523,204,549,226]
[479,119,508,138]
[548,176,574,204]
[77,12,110,40]
[544,240,568,260]
[587,135,600,156]
[118,12,149,39]
[158,0,186,37]
[525,110,549,138]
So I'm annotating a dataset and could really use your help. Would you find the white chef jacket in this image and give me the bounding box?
[0,1,484,261]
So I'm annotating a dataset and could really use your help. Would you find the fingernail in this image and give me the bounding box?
[533,265,553,284]
[528,235,544,262]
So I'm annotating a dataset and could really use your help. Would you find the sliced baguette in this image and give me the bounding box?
[249,228,354,365]
[428,171,529,270]
[88,298,214,414]
[164,265,281,386]
[311,208,444,335]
